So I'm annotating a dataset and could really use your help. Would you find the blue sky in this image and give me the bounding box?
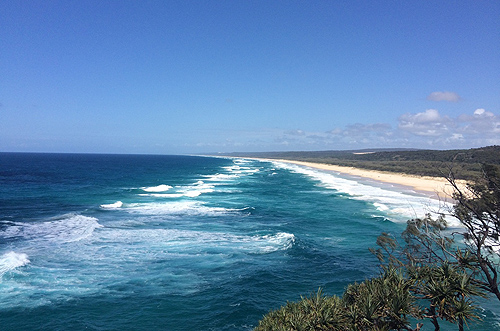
[1,1,499,154]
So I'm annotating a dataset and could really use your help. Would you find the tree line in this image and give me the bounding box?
[254,161,500,330]
[223,146,500,180]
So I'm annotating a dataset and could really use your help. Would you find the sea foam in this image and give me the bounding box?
[0,252,30,277]
[2,214,102,243]
[125,201,235,216]
[94,228,295,256]
[256,232,295,253]
[176,181,215,197]
[273,161,455,224]
[203,173,239,181]
[142,184,173,192]
[100,201,123,209]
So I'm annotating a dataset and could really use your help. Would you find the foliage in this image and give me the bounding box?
[255,268,418,331]
[254,289,347,331]
[448,163,500,300]
[407,262,484,331]
[255,262,485,331]
[254,157,499,330]
[255,268,420,331]
[370,163,500,302]
[370,163,500,329]
[342,267,417,331]
[223,145,500,180]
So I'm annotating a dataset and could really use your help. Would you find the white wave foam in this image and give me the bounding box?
[142,184,173,192]
[238,168,260,174]
[256,232,295,253]
[2,214,102,243]
[95,228,295,255]
[373,203,389,211]
[223,165,260,174]
[204,173,239,181]
[233,159,252,164]
[125,201,235,216]
[138,193,184,198]
[0,252,30,277]
[273,161,454,223]
[221,160,262,177]
[137,180,217,199]
[177,181,215,197]
[0,225,294,307]
[184,191,202,197]
[100,201,123,209]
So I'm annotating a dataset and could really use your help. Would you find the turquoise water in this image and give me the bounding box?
[0,153,498,330]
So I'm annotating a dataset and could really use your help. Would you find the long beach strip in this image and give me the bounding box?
[261,159,466,201]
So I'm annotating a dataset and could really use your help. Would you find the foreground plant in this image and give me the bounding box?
[255,268,422,331]
[449,164,500,301]
[254,289,346,331]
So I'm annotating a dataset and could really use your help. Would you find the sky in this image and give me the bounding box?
[1,1,499,154]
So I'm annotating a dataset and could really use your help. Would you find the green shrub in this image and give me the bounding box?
[254,289,346,331]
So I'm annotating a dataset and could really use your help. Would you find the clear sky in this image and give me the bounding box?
[1,1,499,154]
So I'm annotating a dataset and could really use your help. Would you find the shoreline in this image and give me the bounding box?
[252,158,466,201]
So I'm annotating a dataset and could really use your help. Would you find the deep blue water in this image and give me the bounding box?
[0,153,498,330]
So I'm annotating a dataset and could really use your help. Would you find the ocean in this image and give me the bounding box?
[0,153,498,330]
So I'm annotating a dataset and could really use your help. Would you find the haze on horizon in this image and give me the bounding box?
[1,1,499,155]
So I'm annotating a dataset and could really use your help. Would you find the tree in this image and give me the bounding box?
[255,163,499,331]
[407,262,484,331]
[255,268,421,331]
[370,164,500,330]
[447,164,500,300]
[372,218,487,331]
[254,289,347,331]
[374,163,500,300]
[342,267,418,331]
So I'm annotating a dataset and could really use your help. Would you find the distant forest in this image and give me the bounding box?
[220,145,500,180]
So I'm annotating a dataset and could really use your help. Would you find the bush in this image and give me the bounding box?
[254,289,345,331]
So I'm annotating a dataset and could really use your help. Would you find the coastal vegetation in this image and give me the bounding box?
[255,264,483,331]
[254,151,500,330]
[223,146,500,180]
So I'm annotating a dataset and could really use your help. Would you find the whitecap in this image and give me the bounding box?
[138,180,216,199]
[238,168,260,174]
[203,173,239,181]
[100,201,123,209]
[0,252,30,277]
[141,184,173,192]
[1,214,102,243]
[94,228,295,255]
[124,201,235,216]
[183,191,202,197]
[272,161,454,223]
[138,193,185,198]
[233,159,252,164]
[373,203,389,211]
[255,232,295,253]
[176,181,215,197]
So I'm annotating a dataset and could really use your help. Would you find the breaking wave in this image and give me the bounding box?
[272,161,455,224]
[1,214,102,243]
[142,184,173,192]
[100,201,123,209]
[0,252,30,278]
[124,201,237,216]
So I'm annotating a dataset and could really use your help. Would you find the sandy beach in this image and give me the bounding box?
[263,159,467,201]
